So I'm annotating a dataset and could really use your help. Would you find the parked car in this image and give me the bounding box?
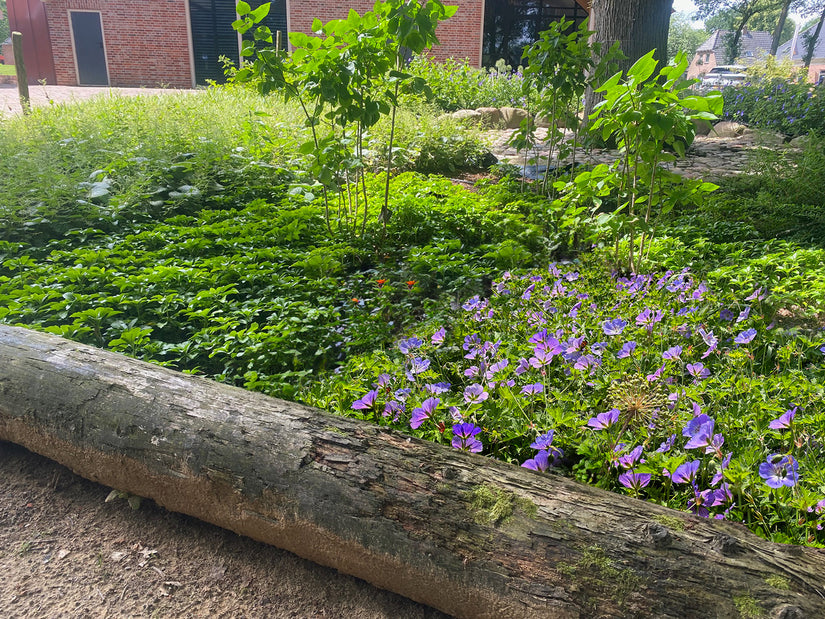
[701,65,748,89]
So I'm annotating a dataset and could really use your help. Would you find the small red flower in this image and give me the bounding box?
[406,280,416,289]
[376,279,388,287]
[352,298,359,303]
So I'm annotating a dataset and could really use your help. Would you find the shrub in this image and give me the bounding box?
[721,82,825,136]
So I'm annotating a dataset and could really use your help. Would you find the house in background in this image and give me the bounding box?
[6,0,590,88]
[776,23,825,84]
[686,29,773,81]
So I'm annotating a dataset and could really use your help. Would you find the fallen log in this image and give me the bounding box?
[0,324,823,618]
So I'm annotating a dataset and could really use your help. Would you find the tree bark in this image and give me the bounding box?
[1,324,824,619]
[803,5,825,68]
[771,0,792,55]
[584,0,674,121]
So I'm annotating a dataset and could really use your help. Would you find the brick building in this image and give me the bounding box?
[686,29,772,81]
[7,0,589,87]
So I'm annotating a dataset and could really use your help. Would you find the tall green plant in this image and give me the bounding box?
[512,18,620,194]
[232,0,456,237]
[588,51,723,272]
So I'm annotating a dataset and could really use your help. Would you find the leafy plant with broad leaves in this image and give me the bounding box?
[232,0,456,236]
[585,50,723,271]
[512,17,621,194]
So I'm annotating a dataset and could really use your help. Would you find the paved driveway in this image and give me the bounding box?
[0,83,198,117]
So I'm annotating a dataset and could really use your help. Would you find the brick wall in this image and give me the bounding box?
[287,0,484,66]
[44,0,193,87]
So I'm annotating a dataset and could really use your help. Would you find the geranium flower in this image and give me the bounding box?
[618,471,651,492]
[351,389,378,410]
[671,460,701,484]
[768,406,796,430]
[410,397,440,429]
[431,327,446,344]
[398,336,423,354]
[587,408,620,430]
[601,317,628,336]
[463,384,489,404]
[758,454,799,488]
[520,383,544,396]
[662,345,683,361]
[734,328,757,344]
[522,450,551,472]
[451,423,483,453]
[686,362,711,380]
[616,341,637,359]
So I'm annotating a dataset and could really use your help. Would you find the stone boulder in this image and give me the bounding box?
[475,107,503,128]
[692,118,713,136]
[448,109,482,124]
[711,121,747,138]
[500,106,529,129]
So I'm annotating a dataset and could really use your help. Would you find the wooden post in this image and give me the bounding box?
[276,29,282,52]
[11,31,30,115]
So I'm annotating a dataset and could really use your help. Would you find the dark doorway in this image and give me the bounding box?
[483,0,589,68]
[70,11,108,85]
[189,0,242,84]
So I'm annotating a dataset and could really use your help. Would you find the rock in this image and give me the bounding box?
[692,118,713,136]
[789,134,810,149]
[475,107,503,128]
[449,109,482,123]
[500,106,529,129]
[711,121,747,138]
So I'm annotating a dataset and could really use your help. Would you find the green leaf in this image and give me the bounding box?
[250,2,271,22]
[626,50,657,83]
[236,1,251,16]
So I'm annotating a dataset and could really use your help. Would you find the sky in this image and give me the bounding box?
[671,0,806,27]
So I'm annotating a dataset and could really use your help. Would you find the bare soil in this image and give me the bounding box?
[0,441,450,619]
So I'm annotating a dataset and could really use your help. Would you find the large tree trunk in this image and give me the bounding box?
[771,0,792,55]
[584,0,674,119]
[1,324,824,619]
[803,6,825,68]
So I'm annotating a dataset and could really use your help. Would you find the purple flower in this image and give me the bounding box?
[662,345,683,361]
[425,382,451,395]
[616,341,637,359]
[734,328,757,344]
[515,358,531,375]
[464,383,489,404]
[617,445,645,469]
[398,336,423,354]
[376,374,393,387]
[820,344,825,356]
[720,309,735,321]
[587,408,620,430]
[736,307,751,323]
[768,407,796,430]
[683,414,716,450]
[686,362,711,380]
[462,296,482,311]
[431,327,446,344]
[521,383,544,396]
[636,307,664,330]
[522,450,551,472]
[618,471,651,492]
[656,434,676,453]
[410,397,440,429]
[601,318,628,336]
[451,423,483,453]
[646,364,665,382]
[530,430,556,451]
[758,454,799,488]
[712,452,732,486]
[745,287,765,301]
[671,460,701,484]
[352,390,378,410]
[573,354,597,371]
[407,357,430,375]
[383,400,404,420]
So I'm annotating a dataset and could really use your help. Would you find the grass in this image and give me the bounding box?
[0,64,15,76]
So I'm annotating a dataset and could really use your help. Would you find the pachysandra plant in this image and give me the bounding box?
[232,0,456,238]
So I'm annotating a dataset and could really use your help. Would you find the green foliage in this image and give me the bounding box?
[586,51,722,271]
[512,17,621,194]
[722,82,825,136]
[233,0,456,235]
[668,12,708,62]
[406,56,528,112]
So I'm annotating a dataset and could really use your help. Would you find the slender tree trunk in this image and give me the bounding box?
[771,0,792,55]
[2,325,825,618]
[584,0,674,121]
[803,6,825,68]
